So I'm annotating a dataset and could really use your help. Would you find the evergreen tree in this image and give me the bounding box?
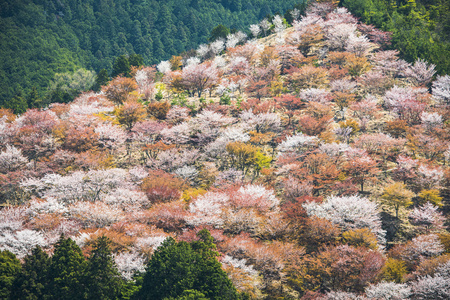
[85,236,124,300]
[136,229,238,300]
[4,91,28,114]
[112,55,131,78]
[129,54,144,68]
[11,246,50,300]
[165,289,209,300]
[93,69,110,92]
[26,86,42,108]
[48,236,86,300]
[208,24,230,42]
[0,250,21,300]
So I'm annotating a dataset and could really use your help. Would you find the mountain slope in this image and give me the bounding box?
[0,0,304,106]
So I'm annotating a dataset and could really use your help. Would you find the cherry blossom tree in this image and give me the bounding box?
[432,75,450,105]
[415,164,444,191]
[358,23,392,47]
[249,24,261,38]
[383,86,428,124]
[395,234,445,269]
[303,194,385,244]
[404,58,436,87]
[68,201,124,228]
[180,62,219,97]
[370,50,410,77]
[157,61,171,74]
[411,274,450,300]
[135,67,156,101]
[113,251,146,281]
[0,144,28,173]
[259,19,271,37]
[22,168,131,204]
[421,112,442,131]
[94,123,127,152]
[278,133,319,154]
[0,229,47,258]
[326,23,357,51]
[188,191,230,227]
[365,281,411,299]
[409,202,445,234]
[346,33,373,57]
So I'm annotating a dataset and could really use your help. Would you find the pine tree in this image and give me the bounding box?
[0,250,21,300]
[4,91,28,114]
[208,25,230,42]
[48,236,86,300]
[85,236,123,300]
[11,246,50,300]
[129,54,144,68]
[26,87,42,108]
[112,55,131,78]
[137,230,238,300]
[93,69,110,92]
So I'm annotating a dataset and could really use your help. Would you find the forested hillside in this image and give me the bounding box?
[0,0,304,106]
[342,0,450,75]
[1,0,450,298]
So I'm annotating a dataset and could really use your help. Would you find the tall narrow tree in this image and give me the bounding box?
[48,236,86,300]
[11,246,50,300]
[85,236,123,300]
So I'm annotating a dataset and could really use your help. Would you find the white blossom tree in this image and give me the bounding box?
[303,195,385,243]
[0,144,28,173]
[365,281,411,299]
[432,75,450,105]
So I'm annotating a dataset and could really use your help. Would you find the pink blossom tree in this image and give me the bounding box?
[180,62,219,97]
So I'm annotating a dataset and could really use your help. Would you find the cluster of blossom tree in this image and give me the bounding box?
[1,0,450,298]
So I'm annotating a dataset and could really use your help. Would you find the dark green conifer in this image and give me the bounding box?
[129,54,144,68]
[85,236,123,300]
[0,250,21,300]
[136,229,238,300]
[27,87,42,108]
[112,55,131,78]
[208,25,230,42]
[48,236,86,300]
[93,69,110,91]
[11,246,50,300]
[4,91,28,114]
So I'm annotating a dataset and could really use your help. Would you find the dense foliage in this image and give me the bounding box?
[0,0,303,107]
[1,0,450,298]
[341,0,450,75]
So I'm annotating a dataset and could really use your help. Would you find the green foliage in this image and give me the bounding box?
[0,0,301,107]
[48,236,86,300]
[93,69,110,92]
[11,246,50,300]
[4,91,28,115]
[219,94,231,105]
[137,229,238,300]
[26,87,42,109]
[47,68,96,104]
[0,250,21,300]
[342,0,450,75]
[85,236,124,300]
[209,24,230,42]
[164,290,209,300]
[112,55,132,78]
